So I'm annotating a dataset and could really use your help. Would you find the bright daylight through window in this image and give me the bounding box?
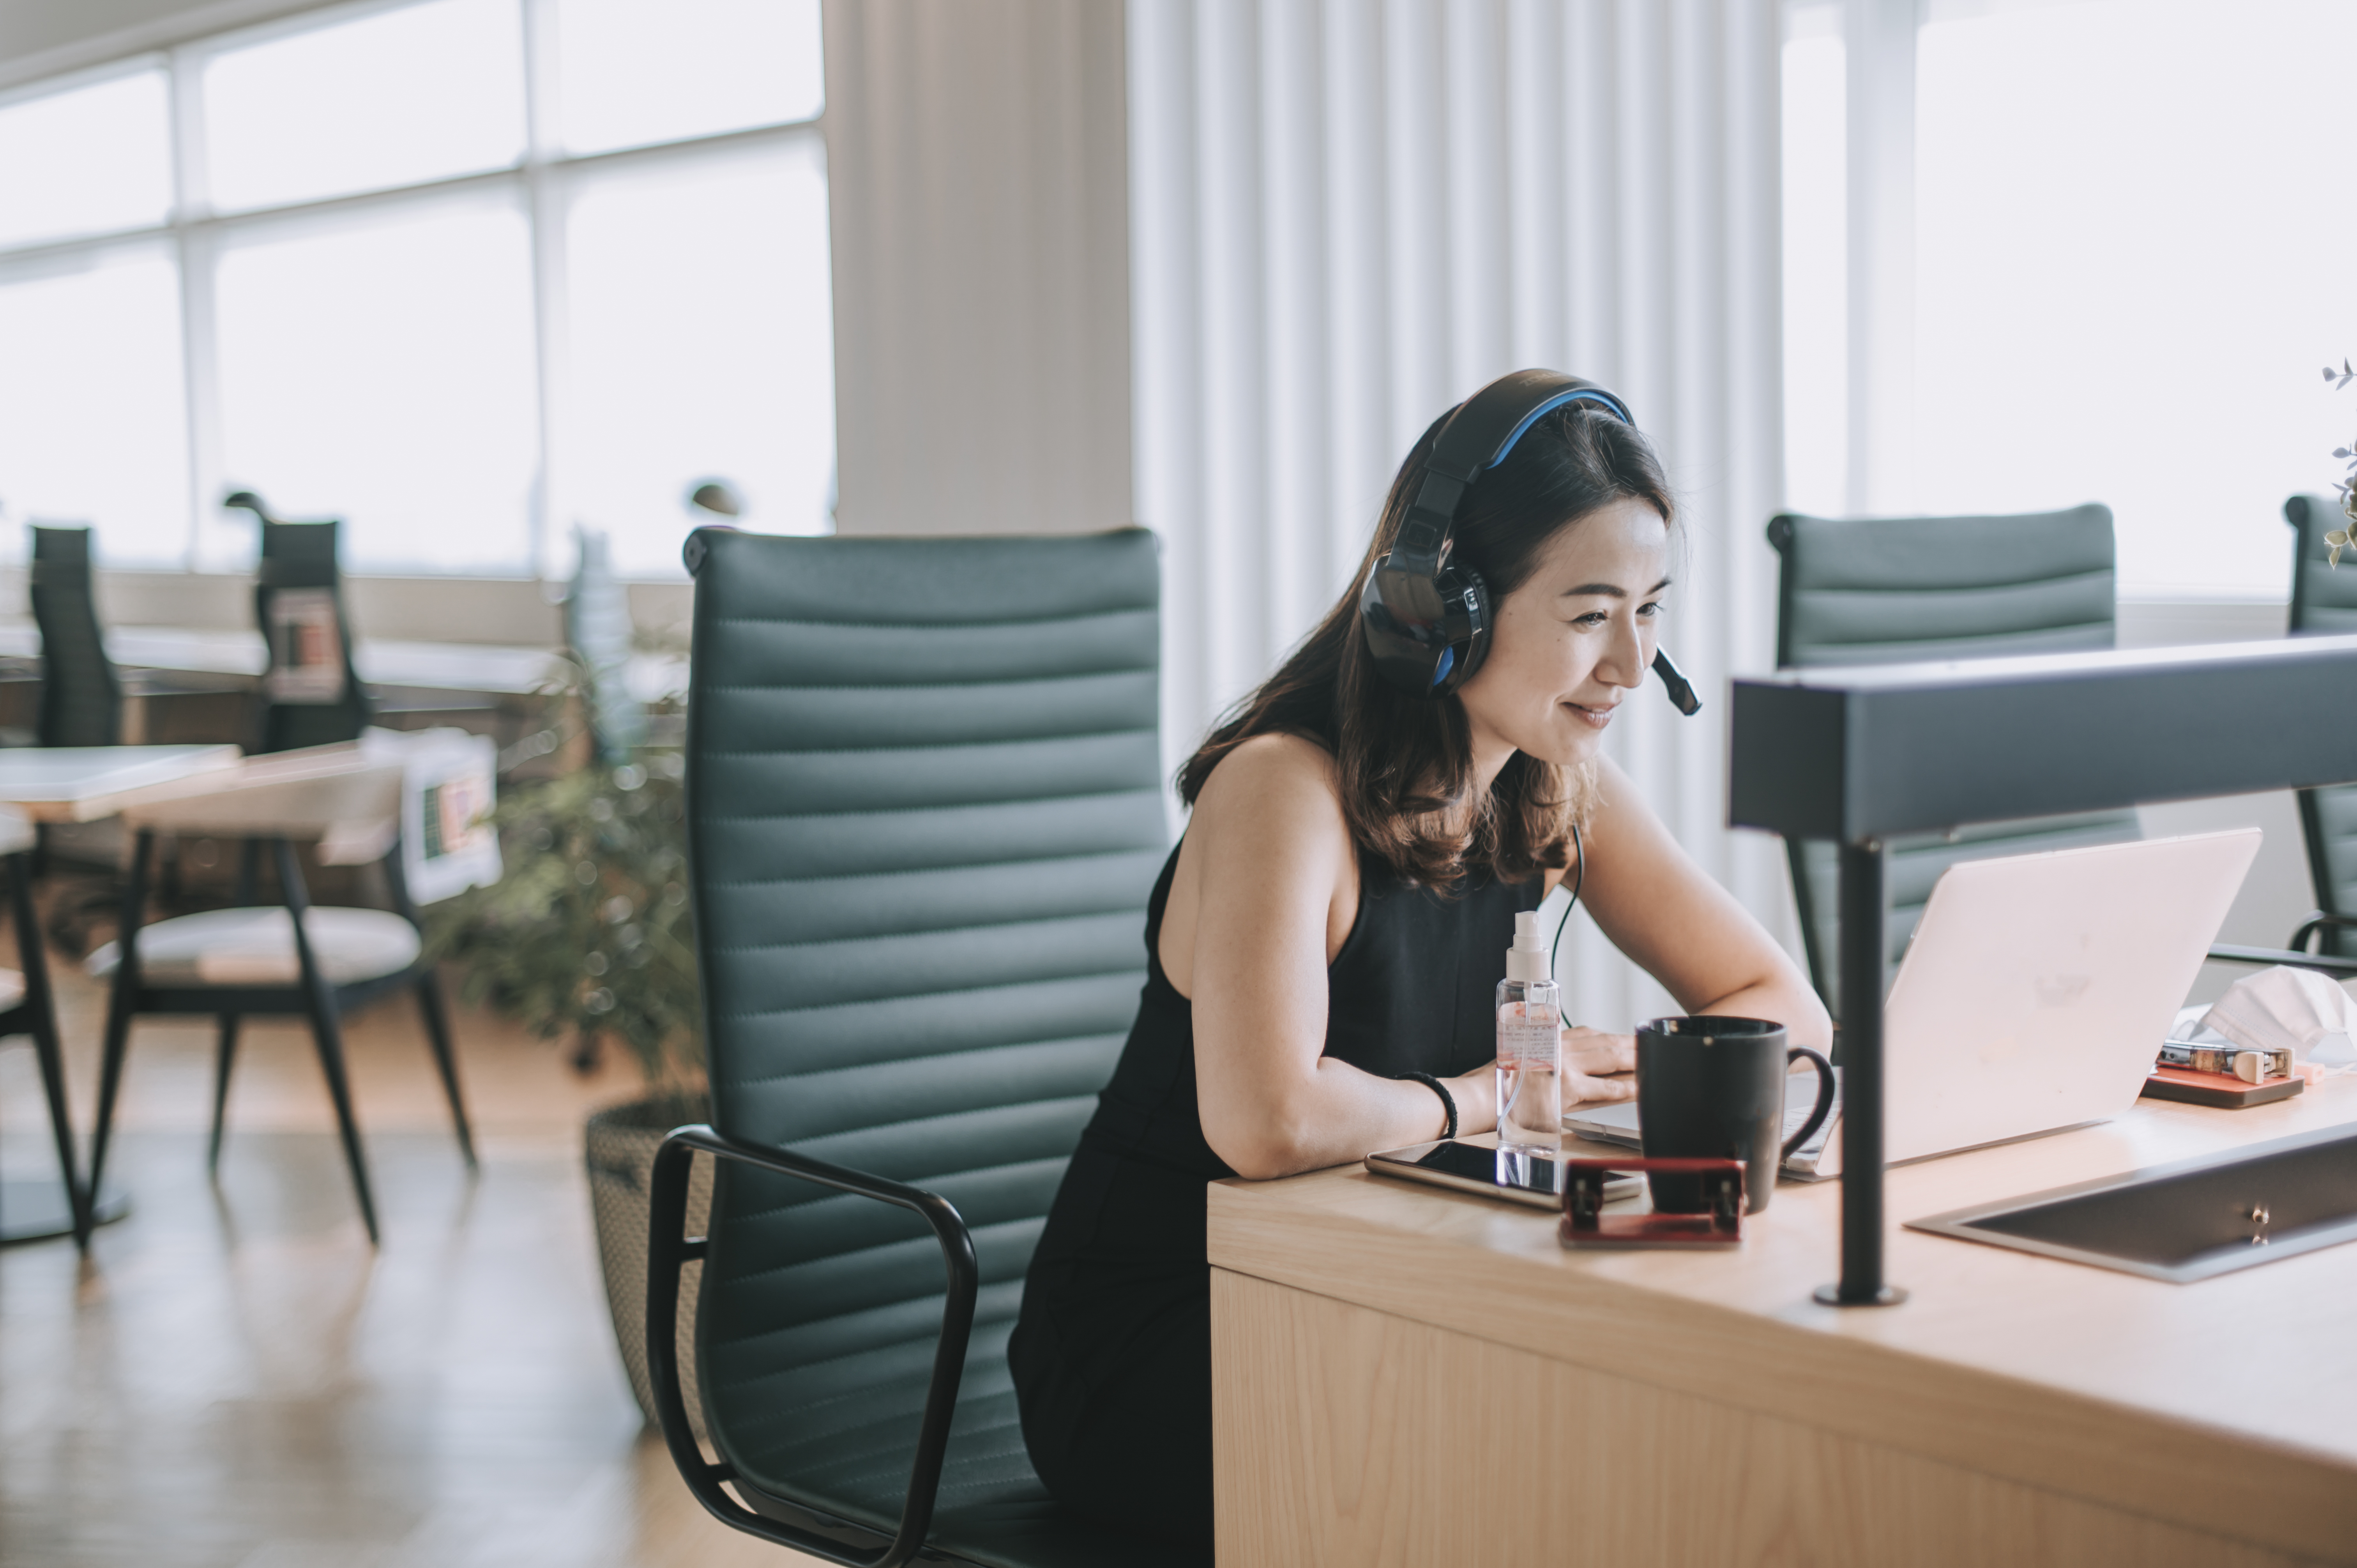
[1783,0,2357,600]
[0,0,834,581]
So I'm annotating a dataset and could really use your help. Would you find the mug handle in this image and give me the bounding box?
[1780,1046,1837,1162]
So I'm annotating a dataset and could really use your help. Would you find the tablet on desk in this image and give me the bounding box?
[1366,1140,1641,1210]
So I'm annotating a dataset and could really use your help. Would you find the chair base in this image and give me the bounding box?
[0,1179,129,1245]
[734,1490,942,1565]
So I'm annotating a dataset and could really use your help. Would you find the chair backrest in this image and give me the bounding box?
[1770,506,2141,1011]
[254,519,373,754]
[2285,494,2357,952]
[29,524,122,747]
[682,527,1166,1501]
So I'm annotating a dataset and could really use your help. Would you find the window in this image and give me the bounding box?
[0,249,191,567]
[1781,0,2357,599]
[0,0,832,579]
[557,145,835,579]
[211,200,540,574]
[1912,0,2357,597]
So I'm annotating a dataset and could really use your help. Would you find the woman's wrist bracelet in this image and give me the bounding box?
[1401,1071,1458,1141]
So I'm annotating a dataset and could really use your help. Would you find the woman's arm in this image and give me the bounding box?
[1171,735,1498,1180]
[1574,755,1832,1056]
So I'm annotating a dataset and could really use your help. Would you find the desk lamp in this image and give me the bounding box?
[1731,636,2357,1305]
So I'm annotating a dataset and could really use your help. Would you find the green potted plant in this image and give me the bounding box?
[2322,358,2357,563]
[426,724,713,1438]
[430,519,713,1436]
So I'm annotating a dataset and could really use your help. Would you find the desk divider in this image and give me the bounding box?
[1729,633,2357,1305]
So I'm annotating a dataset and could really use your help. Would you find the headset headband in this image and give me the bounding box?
[1388,371,1637,581]
[1359,367,1698,715]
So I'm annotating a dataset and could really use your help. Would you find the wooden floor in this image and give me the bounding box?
[0,902,821,1567]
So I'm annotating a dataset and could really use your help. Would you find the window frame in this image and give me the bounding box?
[0,0,827,579]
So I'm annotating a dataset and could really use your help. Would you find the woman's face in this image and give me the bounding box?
[1456,496,1672,771]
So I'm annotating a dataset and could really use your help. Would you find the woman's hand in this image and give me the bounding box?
[1562,1026,1637,1104]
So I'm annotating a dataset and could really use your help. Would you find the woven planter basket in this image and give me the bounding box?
[585,1094,714,1443]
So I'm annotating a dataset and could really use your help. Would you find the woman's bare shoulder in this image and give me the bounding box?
[1193,732,1346,827]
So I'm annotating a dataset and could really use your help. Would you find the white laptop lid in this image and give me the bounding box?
[1878,828,2260,1165]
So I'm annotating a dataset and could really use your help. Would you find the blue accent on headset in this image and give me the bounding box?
[1488,388,1634,471]
[1431,645,1456,687]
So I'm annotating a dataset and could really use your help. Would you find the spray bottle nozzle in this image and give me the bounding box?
[1506,909,1551,982]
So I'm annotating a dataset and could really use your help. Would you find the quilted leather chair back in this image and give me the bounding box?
[1770,507,2140,1012]
[683,527,1167,1544]
[30,525,120,747]
[2286,495,2357,954]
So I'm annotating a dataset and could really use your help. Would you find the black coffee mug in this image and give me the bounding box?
[1636,1016,1834,1215]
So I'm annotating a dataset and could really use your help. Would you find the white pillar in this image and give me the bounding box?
[823,0,1133,537]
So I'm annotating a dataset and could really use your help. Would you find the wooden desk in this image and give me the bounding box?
[1209,1078,2357,1566]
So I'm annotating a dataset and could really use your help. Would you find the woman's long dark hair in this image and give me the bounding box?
[1179,402,1675,888]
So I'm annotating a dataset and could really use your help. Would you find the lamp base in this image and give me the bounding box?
[1815,1281,1908,1307]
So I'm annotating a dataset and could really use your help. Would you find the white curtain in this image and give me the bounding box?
[1129,0,1796,1028]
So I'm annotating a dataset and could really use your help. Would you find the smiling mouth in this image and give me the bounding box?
[1562,701,1618,729]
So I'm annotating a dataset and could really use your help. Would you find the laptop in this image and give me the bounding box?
[1565,829,2262,1178]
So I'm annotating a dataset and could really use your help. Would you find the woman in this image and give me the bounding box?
[1007,382,1829,1545]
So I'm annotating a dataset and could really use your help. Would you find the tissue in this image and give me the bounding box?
[2200,966,2357,1068]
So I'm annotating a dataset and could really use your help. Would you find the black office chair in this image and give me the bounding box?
[254,518,374,755]
[0,809,93,1247]
[85,745,478,1246]
[1769,506,2144,1012]
[28,525,121,748]
[2269,494,2357,967]
[646,527,1203,1568]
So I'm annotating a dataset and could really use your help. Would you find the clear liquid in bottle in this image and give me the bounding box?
[1497,987,1562,1150]
[1496,911,1562,1151]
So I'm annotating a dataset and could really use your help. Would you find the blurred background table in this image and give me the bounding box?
[0,744,243,823]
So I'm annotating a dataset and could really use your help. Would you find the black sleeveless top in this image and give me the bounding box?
[1008,838,1543,1541]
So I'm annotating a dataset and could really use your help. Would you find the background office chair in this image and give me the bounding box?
[0,807,94,1246]
[85,738,485,1245]
[2276,494,2357,962]
[646,528,1201,1568]
[29,524,121,748]
[1769,505,2143,1012]
[254,517,374,755]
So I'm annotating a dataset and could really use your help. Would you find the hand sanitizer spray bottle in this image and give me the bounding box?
[1497,910,1562,1151]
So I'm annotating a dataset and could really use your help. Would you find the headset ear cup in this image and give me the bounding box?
[1426,564,1491,695]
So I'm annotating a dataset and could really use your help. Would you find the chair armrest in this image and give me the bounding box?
[645,1124,979,1568]
[2286,913,2357,956]
[2205,942,2357,977]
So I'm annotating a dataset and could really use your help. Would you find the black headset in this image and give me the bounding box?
[1357,367,1701,716]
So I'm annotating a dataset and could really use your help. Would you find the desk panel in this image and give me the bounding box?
[1212,1270,2318,1568]
[1209,1079,2357,1563]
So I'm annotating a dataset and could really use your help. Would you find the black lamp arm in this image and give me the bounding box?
[645,1124,980,1568]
